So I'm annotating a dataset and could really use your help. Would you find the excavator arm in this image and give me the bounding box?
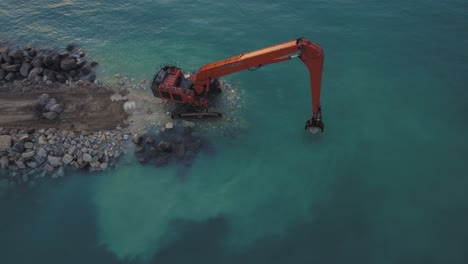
[192,38,324,132]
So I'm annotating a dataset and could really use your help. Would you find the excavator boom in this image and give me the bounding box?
[151,37,325,132]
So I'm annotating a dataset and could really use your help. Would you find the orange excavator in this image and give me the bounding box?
[151,37,325,133]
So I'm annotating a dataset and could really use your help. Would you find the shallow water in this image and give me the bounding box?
[1,0,468,263]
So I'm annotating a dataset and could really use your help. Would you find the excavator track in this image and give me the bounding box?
[171,112,223,119]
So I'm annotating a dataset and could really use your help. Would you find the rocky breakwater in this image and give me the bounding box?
[0,44,98,85]
[0,126,130,187]
[132,120,205,167]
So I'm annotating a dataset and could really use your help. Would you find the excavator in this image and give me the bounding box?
[150,37,325,133]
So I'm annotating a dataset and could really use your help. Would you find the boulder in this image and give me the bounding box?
[37,93,50,106]
[44,98,57,111]
[68,145,77,155]
[78,50,85,57]
[80,72,96,82]
[62,154,73,165]
[56,74,66,83]
[28,48,37,57]
[36,148,48,158]
[27,161,38,169]
[10,49,24,59]
[0,135,12,150]
[66,44,75,52]
[100,162,108,170]
[1,53,12,64]
[22,151,35,159]
[146,137,155,145]
[80,66,91,75]
[24,142,34,149]
[43,55,54,67]
[83,153,92,163]
[165,122,174,130]
[20,62,32,77]
[47,156,62,167]
[43,111,58,120]
[157,141,172,152]
[16,160,27,169]
[132,134,143,145]
[0,69,4,80]
[1,63,21,72]
[61,58,77,71]
[5,72,15,82]
[90,61,98,67]
[31,58,44,68]
[12,142,25,153]
[28,67,43,79]
[48,104,63,114]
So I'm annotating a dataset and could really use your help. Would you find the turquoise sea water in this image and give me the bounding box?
[1,0,468,263]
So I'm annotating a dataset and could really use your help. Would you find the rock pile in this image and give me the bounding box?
[0,44,98,85]
[133,121,204,167]
[0,126,130,184]
[37,93,63,120]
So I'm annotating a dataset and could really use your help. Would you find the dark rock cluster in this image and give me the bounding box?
[132,121,204,167]
[0,44,98,85]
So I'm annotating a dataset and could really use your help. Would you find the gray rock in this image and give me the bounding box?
[132,134,143,145]
[90,161,101,171]
[1,63,21,72]
[57,166,65,177]
[16,160,26,169]
[28,67,43,79]
[61,58,77,71]
[49,104,63,114]
[83,153,92,163]
[38,136,48,145]
[10,49,24,59]
[21,151,35,159]
[0,135,12,150]
[157,141,172,152]
[44,98,57,111]
[56,74,66,83]
[37,93,50,106]
[36,148,48,158]
[47,156,61,167]
[27,161,38,169]
[5,72,15,82]
[62,154,73,165]
[12,142,25,153]
[31,58,44,68]
[1,51,12,64]
[24,142,34,149]
[0,156,9,168]
[43,111,58,120]
[100,162,108,170]
[20,63,32,77]
[68,145,77,155]
[78,50,85,57]
[0,69,4,80]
